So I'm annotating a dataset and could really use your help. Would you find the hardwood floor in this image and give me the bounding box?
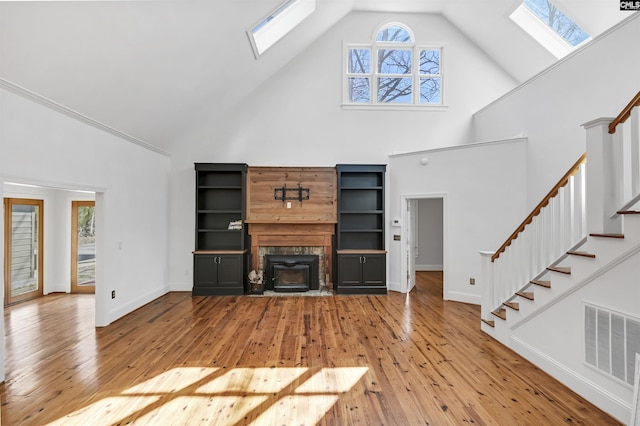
[1,272,621,425]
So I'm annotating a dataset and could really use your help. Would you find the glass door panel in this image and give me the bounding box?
[71,201,95,294]
[4,198,44,305]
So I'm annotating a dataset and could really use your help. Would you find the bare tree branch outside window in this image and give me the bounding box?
[346,24,442,105]
[524,0,589,46]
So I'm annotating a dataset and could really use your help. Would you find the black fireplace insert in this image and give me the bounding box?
[264,254,320,292]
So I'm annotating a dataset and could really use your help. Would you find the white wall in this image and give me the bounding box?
[416,198,443,270]
[167,11,517,290]
[473,14,640,209]
[0,84,171,335]
[388,138,528,303]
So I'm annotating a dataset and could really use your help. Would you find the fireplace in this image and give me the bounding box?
[265,255,319,292]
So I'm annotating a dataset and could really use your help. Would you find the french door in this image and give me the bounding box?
[71,201,95,294]
[4,198,44,305]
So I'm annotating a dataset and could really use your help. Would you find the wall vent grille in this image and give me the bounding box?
[585,303,640,386]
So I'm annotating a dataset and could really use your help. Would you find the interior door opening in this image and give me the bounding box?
[402,195,444,297]
[4,198,44,306]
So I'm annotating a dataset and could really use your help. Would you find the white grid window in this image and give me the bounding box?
[344,23,443,108]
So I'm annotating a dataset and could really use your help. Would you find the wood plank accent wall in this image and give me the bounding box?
[245,167,337,283]
[246,167,337,223]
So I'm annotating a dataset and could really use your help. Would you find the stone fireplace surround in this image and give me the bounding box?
[248,223,334,289]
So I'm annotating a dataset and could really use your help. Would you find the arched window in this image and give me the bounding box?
[345,23,443,107]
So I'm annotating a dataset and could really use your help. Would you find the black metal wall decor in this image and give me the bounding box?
[274,183,310,206]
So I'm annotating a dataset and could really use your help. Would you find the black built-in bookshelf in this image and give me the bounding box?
[193,163,248,295]
[335,164,387,294]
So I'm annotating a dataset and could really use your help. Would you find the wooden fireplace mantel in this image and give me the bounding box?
[247,222,335,280]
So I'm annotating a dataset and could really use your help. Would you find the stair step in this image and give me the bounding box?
[481,319,495,328]
[589,233,624,239]
[547,266,571,274]
[617,210,640,215]
[503,301,520,311]
[516,291,534,300]
[492,308,506,320]
[531,280,551,288]
[567,251,596,258]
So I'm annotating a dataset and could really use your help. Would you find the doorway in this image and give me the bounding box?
[71,200,96,294]
[4,198,44,305]
[401,194,445,296]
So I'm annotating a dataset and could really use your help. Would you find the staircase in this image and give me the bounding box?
[483,211,640,333]
[479,92,640,423]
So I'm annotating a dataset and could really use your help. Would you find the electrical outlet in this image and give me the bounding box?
[111,290,116,299]
[470,278,475,285]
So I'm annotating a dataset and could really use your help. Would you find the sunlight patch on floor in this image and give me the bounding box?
[295,367,369,393]
[123,367,219,394]
[249,395,340,425]
[196,367,307,393]
[48,366,369,425]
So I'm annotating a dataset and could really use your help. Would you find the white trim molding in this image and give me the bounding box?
[512,336,631,423]
[0,78,171,158]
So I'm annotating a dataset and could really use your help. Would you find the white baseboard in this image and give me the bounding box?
[110,284,170,324]
[445,290,480,305]
[416,264,443,271]
[387,281,403,293]
[511,336,631,423]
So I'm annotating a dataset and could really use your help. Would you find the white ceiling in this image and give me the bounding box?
[0,0,630,152]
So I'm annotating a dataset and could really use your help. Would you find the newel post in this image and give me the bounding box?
[479,251,495,320]
[583,117,623,235]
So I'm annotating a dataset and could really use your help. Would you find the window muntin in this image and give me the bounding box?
[348,48,371,103]
[345,23,443,107]
[419,49,441,104]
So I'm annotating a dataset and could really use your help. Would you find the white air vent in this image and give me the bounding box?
[585,303,640,386]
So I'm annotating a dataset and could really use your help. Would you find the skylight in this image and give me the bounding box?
[510,0,590,58]
[247,0,316,59]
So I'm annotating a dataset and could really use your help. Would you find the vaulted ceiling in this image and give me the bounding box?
[0,1,629,153]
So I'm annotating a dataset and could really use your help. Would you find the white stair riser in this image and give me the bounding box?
[622,214,640,235]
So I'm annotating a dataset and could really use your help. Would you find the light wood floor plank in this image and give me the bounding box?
[1,272,621,425]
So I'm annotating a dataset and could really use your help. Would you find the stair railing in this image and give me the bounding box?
[482,91,640,324]
[481,154,587,321]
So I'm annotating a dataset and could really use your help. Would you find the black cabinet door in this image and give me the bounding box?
[217,255,242,287]
[194,255,218,287]
[193,254,244,295]
[336,253,386,294]
[338,254,363,286]
[361,255,385,286]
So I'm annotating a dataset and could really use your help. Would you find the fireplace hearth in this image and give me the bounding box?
[265,255,319,292]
